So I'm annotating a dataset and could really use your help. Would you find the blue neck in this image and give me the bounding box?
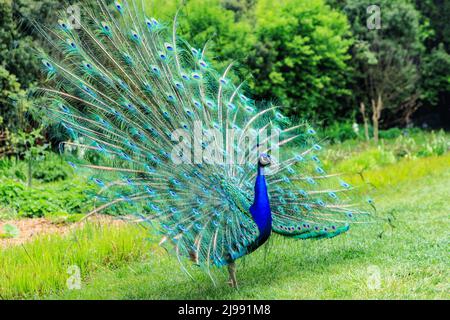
[249,164,272,245]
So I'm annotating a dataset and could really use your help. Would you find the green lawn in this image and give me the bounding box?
[48,155,449,300]
[1,152,448,299]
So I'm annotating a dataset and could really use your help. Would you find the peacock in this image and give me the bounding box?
[36,0,373,288]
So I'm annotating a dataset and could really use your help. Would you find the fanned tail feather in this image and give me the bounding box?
[37,0,373,273]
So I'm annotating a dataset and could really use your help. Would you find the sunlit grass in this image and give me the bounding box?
[1,139,448,300]
[0,222,151,299]
[341,153,450,190]
[49,152,449,299]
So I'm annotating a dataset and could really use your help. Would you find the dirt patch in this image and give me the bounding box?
[0,218,64,248]
[0,215,127,248]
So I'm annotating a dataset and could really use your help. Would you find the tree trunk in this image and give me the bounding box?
[27,159,32,188]
[360,102,370,141]
[371,95,383,143]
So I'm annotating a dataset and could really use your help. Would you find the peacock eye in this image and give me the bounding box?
[165,43,174,51]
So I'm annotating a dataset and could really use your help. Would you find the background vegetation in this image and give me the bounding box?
[1,0,449,142]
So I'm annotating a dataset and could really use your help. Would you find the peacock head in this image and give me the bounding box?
[258,153,272,167]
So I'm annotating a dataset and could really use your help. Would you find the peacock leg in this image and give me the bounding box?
[227,262,238,288]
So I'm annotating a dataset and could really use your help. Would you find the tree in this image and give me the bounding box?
[414,0,450,127]
[343,0,425,141]
[420,45,450,106]
[414,0,450,51]
[0,0,66,134]
[0,66,27,132]
[248,0,353,123]
[147,0,354,123]
[146,0,255,72]
[0,0,71,161]
[222,0,256,20]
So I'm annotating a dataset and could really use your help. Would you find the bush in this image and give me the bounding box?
[0,178,95,218]
[322,122,360,143]
[415,131,449,157]
[0,158,26,181]
[0,152,73,183]
[0,179,25,204]
[390,130,449,159]
[150,0,354,123]
[379,128,403,140]
[32,153,73,182]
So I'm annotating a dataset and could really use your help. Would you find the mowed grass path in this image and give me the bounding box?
[51,155,450,300]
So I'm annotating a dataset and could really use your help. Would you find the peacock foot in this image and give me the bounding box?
[227,262,238,289]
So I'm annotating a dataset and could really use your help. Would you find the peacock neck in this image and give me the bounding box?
[249,164,272,246]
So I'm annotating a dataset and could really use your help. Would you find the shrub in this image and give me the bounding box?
[32,152,73,182]
[379,128,403,140]
[322,121,360,143]
[0,178,95,218]
[0,158,26,181]
[0,152,73,183]
[390,130,449,159]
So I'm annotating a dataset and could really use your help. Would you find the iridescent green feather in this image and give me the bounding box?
[37,0,372,274]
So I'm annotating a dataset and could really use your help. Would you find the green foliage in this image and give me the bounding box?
[0,178,94,218]
[414,1,450,111]
[0,0,449,139]
[249,0,353,121]
[148,0,255,72]
[0,206,16,220]
[398,130,449,158]
[323,129,449,172]
[0,158,29,181]
[322,123,411,144]
[32,152,73,182]
[148,0,353,123]
[321,121,359,143]
[333,147,397,173]
[345,0,424,126]
[0,0,38,135]
[378,128,403,140]
[0,0,65,88]
[10,128,48,160]
[0,0,67,144]
[415,0,450,51]
[420,44,450,106]
[0,66,27,132]
[9,128,49,187]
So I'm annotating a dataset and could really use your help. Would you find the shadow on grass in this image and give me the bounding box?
[112,242,371,300]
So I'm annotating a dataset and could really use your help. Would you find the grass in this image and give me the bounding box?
[0,222,152,299]
[46,154,448,300]
[1,136,449,300]
[343,153,450,189]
